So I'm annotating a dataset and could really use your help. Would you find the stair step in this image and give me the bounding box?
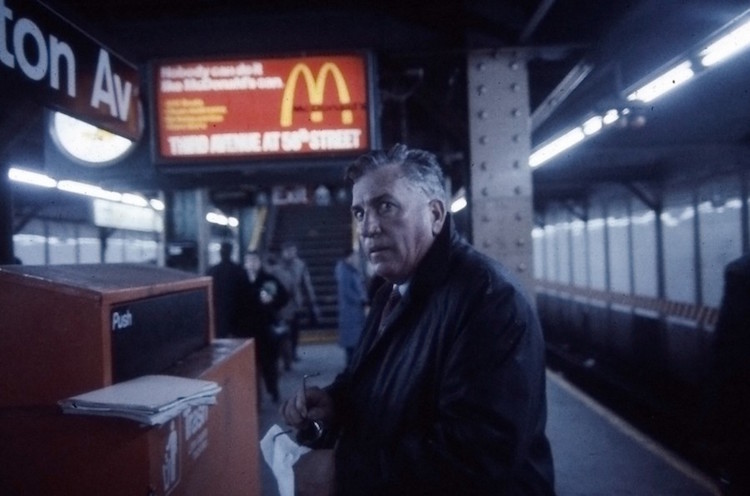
[268,203,355,330]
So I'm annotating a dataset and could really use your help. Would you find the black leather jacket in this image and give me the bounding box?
[327,218,555,495]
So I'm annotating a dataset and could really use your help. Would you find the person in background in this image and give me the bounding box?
[242,250,289,405]
[334,248,369,367]
[206,241,247,338]
[703,254,750,495]
[271,241,320,369]
[281,144,555,495]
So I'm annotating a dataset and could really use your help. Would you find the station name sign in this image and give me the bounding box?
[0,0,142,140]
[154,54,370,161]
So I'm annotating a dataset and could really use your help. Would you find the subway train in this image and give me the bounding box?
[2,0,750,493]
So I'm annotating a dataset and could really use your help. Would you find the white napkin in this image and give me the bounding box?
[260,424,312,496]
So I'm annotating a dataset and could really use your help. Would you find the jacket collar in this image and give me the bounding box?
[405,213,457,302]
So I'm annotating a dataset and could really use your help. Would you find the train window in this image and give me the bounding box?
[543,223,559,282]
[557,218,572,285]
[698,178,742,307]
[48,223,77,265]
[12,219,46,265]
[631,200,658,298]
[571,219,588,287]
[607,199,631,294]
[662,190,697,304]
[104,232,126,263]
[78,224,101,263]
[532,227,545,280]
[587,202,607,291]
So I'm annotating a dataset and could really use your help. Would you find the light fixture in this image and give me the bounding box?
[50,112,135,165]
[120,193,149,207]
[450,187,467,213]
[602,109,620,125]
[701,19,750,67]
[582,116,603,136]
[451,197,467,213]
[529,127,585,168]
[57,180,123,202]
[8,167,163,212]
[206,212,239,227]
[626,61,694,103]
[7,168,57,188]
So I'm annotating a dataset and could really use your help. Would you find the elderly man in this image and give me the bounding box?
[281,144,555,495]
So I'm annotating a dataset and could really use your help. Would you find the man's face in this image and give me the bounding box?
[351,163,445,284]
[281,246,296,261]
[244,253,261,272]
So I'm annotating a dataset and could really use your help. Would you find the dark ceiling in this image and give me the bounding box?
[3,0,750,207]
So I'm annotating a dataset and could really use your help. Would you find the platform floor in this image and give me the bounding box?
[257,342,721,496]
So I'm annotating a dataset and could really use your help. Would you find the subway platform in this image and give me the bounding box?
[256,342,721,496]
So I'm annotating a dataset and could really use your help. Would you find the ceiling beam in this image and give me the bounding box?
[531,59,593,132]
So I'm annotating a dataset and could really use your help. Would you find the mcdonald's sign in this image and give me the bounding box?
[154,54,371,161]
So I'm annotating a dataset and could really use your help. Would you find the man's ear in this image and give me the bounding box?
[428,199,447,236]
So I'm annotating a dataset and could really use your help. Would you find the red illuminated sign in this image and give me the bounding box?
[154,54,370,160]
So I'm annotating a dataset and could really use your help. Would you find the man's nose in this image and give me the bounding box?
[360,211,380,237]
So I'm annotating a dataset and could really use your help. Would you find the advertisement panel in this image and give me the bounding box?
[154,54,371,161]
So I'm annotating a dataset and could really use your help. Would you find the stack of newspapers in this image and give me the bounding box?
[59,375,222,426]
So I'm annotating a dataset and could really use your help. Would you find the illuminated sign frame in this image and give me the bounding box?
[152,52,376,164]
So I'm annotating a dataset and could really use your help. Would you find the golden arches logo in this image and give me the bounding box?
[280,62,354,127]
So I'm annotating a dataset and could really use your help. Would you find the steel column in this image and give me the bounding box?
[467,50,534,294]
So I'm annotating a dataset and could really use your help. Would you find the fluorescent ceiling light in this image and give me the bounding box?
[451,196,467,213]
[626,61,694,103]
[602,109,620,125]
[206,212,239,227]
[8,168,57,188]
[121,193,149,207]
[57,180,123,202]
[582,116,603,136]
[10,167,163,213]
[529,127,585,168]
[701,19,750,67]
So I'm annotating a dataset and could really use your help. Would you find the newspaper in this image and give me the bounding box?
[59,375,222,425]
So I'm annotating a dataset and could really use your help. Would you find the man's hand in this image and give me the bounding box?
[294,449,335,496]
[279,386,334,428]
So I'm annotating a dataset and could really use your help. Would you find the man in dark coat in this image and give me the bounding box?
[281,144,555,495]
[242,250,289,404]
[206,242,247,338]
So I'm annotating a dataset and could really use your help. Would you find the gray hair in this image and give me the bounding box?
[346,144,447,204]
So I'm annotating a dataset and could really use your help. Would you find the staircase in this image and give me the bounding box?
[267,204,353,332]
